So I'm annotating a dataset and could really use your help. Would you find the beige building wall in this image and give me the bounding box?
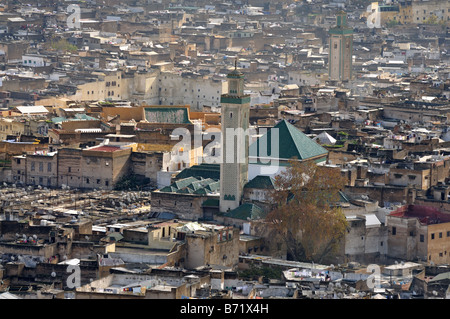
[184,227,240,269]
[388,168,431,190]
[81,148,131,190]
[427,223,450,264]
[0,118,25,140]
[58,148,83,188]
[158,72,227,111]
[412,0,450,24]
[70,70,127,102]
[26,153,58,187]
[387,215,427,261]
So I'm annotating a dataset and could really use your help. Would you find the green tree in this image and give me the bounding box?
[385,19,400,28]
[265,160,348,263]
[50,39,78,53]
[424,15,438,25]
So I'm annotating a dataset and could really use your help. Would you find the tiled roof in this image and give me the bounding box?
[225,203,266,221]
[144,107,192,124]
[244,175,276,189]
[159,176,219,195]
[249,120,328,162]
[389,205,450,225]
[176,163,220,180]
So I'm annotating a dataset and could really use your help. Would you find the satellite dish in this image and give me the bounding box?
[51,272,56,278]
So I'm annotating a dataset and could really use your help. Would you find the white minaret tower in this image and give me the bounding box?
[219,60,250,212]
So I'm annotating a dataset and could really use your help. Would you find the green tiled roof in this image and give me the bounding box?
[144,107,192,124]
[287,190,349,206]
[249,120,328,162]
[339,191,350,203]
[174,177,199,190]
[176,163,220,180]
[159,176,219,195]
[244,175,276,189]
[429,272,450,283]
[194,181,220,194]
[225,203,266,221]
[202,198,219,207]
[52,114,98,124]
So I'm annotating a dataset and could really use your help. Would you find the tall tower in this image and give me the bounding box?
[328,11,353,82]
[219,61,250,212]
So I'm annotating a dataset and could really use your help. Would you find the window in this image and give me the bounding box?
[420,234,424,242]
[39,162,43,172]
[48,163,51,172]
[392,227,396,235]
[86,178,90,184]
[431,233,435,240]
[439,232,442,238]
[447,231,450,237]
[68,167,71,173]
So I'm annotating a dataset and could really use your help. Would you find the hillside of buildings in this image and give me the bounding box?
[0,0,449,301]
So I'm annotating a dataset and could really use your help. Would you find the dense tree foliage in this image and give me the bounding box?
[266,160,348,263]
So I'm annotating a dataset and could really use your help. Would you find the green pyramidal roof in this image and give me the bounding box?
[225,203,266,221]
[249,120,328,162]
[244,175,276,189]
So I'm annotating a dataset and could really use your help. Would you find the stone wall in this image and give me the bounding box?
[184,227,240,269]
[345,185,415,207]
[150,191,214,220]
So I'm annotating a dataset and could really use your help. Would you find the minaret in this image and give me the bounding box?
[328,11,353,82]
[219,60,250,212]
